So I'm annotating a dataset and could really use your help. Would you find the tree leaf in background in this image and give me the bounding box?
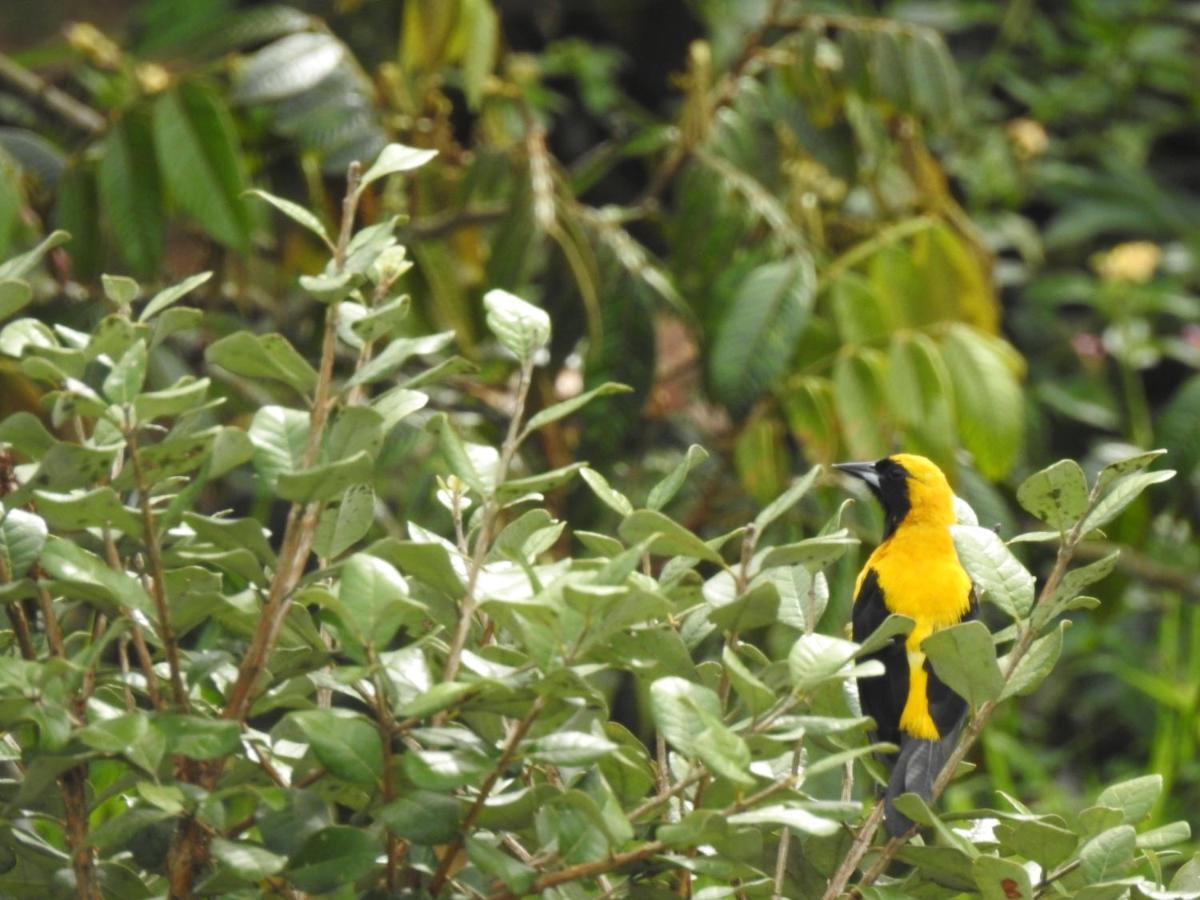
[98,111,164,275]
[709,256,816,413]
[232,32,345,104]
[153,83,251,249]
[832,348,891,460]
[205,331,318,395]
[940,324,1024,479]
[886,331,957,470]
[53,165,102,279]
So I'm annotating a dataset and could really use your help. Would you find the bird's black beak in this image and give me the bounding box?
[833,461,881,492]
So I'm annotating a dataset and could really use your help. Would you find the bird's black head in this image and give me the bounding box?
[834,457,912,539]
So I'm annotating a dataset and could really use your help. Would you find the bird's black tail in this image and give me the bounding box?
[883,728,960,837]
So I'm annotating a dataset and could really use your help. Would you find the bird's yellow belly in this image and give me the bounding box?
[866,530,972,740]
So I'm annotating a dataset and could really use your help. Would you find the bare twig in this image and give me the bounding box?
[125,427,189,710]
[0,51,105,134]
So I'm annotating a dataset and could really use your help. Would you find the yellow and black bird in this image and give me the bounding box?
[834,454,976,836]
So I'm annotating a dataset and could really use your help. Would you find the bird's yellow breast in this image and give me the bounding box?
[856,523,972,739]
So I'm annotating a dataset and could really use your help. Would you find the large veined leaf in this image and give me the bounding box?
[53,164,102,278]
[98,111,164,275]
[232,32,345,104]
[153,82,251,249]
[709,256,816,413]
[832,347,891,459]
[940,324,1024,479]
[886,331,957,468]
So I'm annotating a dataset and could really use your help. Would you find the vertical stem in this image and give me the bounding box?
[428,696,546,894]
[125,427,189,710]
[441,357,535,684]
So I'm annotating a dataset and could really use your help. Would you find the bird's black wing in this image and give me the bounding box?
[851,568,909,748]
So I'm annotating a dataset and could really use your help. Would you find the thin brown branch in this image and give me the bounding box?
[125,427,189,710]
[490,774,799,900]
[0,51,105,134]
[429,696,547,894]
[102,528,163,708]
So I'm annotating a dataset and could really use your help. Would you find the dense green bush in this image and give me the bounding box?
[0,147,1191,898]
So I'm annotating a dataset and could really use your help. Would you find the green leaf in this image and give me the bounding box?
[620,509,724,564]
[1095,449,1168,495]
[649,676,752,784]
[245,189,331,247]
[856,614,915,657]
[647,444,709,511]
[483,288,550,362]
[34,488,141,535]
[994,818,1079,870]
[313,483,375,559]
[1080,469,1175,534]
[0,230,70,281]
[579,467,634,516]
[139,271,213,323]
[940,325,1023,479]
[832,348,891,459]
[523,382,633,436]
[709,257,817,412]
[348,295,411,343]
[0,411,56,458]
[753,465,820,534]
[522,731,619,766]
[1097,775,1161,825]
[205,331,317,395]
[285,826,378,894]
[153,83,251,249]
[1034,551,1120,629]
[335,552,418,647]
[951,524,1035,619]
[247,405,309,488]
[288,710,383,786]
[789,633,865,691]
[99,111,164,275]
[103,275,140,313]
[722,645,775,715]
[210,838,286,881]
[759,533,858,571]
[707,578,779,632]
[1137,820,1191,850]
[133,376,211,421]
[972,854,1033,900]
[0,279,33,320]
[380,791,462,844]
[466,836,536,894]
[1079,825,1136,883]
[156,715,240,759]
[772,565,829,632]
[1002,621,1067,699]
[233,32,345,104]
[369,538,464,598]
[40,535,152,614]
[276,450,374,503]
[102,340,147,404]
[886,331,958,464]
[403,747,489,791]
[360,142,438,188]
[1017,459,1089,531]
[893,845,977,892]
[343,331,455,388]
[77,712,165,774]
[727,805,839,837]
[922,620,1004,708]
[0,507,46,577]
[372,385,428,431]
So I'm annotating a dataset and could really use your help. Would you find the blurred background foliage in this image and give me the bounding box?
[1,0,1198,840]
